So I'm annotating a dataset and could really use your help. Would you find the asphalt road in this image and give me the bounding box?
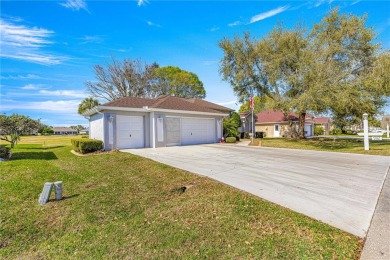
[124,143,389,237]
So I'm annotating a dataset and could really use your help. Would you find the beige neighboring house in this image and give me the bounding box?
[314,117,333,135]
[381,115,390,130]
[254,110,315,138]
[52,127,78,135]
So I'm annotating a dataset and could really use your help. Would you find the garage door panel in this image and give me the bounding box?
[117,115,144,149]
[181,118,215,145]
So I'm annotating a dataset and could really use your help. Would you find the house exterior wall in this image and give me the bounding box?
[152,112,224,148]
[89,110,224,150]
[255,122,315,137]
[89,113,105,144]
[101,110,151,150]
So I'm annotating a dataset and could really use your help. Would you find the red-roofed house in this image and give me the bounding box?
[253,110,315,138]
[83,95,232,150]
[313,117,332,135]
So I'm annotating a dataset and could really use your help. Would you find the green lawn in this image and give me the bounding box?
[1,136,362,258]
[258,138,390,156]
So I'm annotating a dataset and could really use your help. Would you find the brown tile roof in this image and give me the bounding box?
[255,110,314,123]
[314,117,331,124]
[102,96,155,108]
[101,95,227,114]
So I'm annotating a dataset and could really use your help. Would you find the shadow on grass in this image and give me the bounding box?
[13,145,65,150]
[12,152,58,160]
[48,194,79,202]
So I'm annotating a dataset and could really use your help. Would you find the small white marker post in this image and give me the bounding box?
[54,181,63,200]
[363,113,369,151]
[38,182,53,205]
[387,122,389,138]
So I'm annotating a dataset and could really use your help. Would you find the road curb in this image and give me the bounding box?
[360,166,390,259]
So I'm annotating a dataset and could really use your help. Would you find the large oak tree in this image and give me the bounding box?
[219,8,389,138]
[85,57,206,101]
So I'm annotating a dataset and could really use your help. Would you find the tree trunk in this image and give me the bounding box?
[11,141,15,148]
[298,112,306,139]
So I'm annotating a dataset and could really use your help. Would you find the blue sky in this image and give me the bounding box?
[1,0,389,127]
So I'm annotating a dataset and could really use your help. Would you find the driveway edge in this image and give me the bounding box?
[360,166,390,259]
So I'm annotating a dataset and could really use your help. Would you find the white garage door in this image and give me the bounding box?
[116,115,144,149]
[181,118,215,145]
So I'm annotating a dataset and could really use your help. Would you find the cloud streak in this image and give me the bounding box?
[250,5,289,24]
[0,19,68,65]
[138,0,149,7]
[2,100,81,113]
[39,90,87,98]
[146,21,161,27]
[60,0,88,12]
[20,84,48,90]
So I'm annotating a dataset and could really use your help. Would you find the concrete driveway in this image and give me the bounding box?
[123,144,389,237]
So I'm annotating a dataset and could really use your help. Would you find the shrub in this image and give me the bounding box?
[235,135,240,141]
[314,126,324,136]
[226,137,236,143]
[71,139,103,154]
[79,140,104,154]
[331,128,342,135]
[0,146,10,159]
[255,132,265,138]
[81,135,88,138]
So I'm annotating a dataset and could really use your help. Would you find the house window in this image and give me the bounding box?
[275,124,279,131]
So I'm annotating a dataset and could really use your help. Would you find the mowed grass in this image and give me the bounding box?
[259,138,390,156]
[1,136,362,258]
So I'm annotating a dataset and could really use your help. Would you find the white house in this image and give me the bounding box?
[83,95,232,150]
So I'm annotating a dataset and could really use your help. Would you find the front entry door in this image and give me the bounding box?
[274,124,280,137]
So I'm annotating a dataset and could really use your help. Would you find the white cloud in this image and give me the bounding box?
[0,19,68,65]
[1,74,42,80]
[215,100,237,106]
[228,21,242,27]
[351,0,362,5]
[250,5,289,24]
[39,90,87,98]
[60,0,88,12]
[79,35,104,44]
[21,84,47,90]
[138,0,149,7]
[210,26,219,32]
[0,19,53,47]
[146,21,161,27]
[1,100,80,113]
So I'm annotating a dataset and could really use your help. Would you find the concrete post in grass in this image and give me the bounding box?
[363,113,369,151]
[387,123,389,138]
[54,181,63,200]
[38,182,53,205]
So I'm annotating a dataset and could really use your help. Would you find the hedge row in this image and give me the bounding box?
[71,138,103,154]
[226,137,236,143]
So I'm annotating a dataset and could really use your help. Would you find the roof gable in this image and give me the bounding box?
[99,95,228,114]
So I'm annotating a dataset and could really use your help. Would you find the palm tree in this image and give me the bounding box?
[78,98,100,115]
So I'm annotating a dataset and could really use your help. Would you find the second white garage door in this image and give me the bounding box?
[181,118,215,145]
[116,115,144,149]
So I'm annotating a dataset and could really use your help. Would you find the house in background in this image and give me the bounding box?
[52,127,78,135]
[79,128,89,135]
[314,117,333,135]
[83,95,232,150]
[254,110,314,138]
